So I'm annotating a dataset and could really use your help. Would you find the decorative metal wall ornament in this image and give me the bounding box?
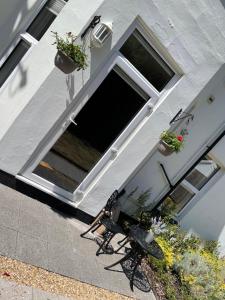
[170,109,194,125]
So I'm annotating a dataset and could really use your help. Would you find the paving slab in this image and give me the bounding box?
[0,278,70,300]
[18,209,48,241]
[0,277,32,300]
[0,183,155,300]
[0,205,20,230]
[0,226,17,258]
[15,232,49,269]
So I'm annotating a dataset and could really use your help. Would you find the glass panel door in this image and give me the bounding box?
[31,67,149,196]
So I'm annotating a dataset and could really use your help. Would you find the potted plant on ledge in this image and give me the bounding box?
[52,31,88,74]
[158,130,184,156]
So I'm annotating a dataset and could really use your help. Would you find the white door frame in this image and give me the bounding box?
[18,50,161,204]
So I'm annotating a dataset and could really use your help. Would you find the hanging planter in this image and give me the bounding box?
[158,140,175,156]
[54,50,79,74]
[158,130,184,156]
[52,31,87,74]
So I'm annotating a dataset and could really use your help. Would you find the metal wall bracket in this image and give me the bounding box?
[170,109,194,125]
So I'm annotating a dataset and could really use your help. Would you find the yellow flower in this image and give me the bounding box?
[183,274,197,285]
[156,236,174,267]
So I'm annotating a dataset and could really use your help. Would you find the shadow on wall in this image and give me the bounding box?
[0,0,37,93]
[220,0,225,9]
[89,33,112,74]
[8,63,28,96]
[65,26,113,105]
[0,0,35,56]
[66,73,75,104]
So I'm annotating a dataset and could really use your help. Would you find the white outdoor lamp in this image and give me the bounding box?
[91,22,113,48]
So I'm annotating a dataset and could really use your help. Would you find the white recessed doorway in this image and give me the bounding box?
[19,26,176,206]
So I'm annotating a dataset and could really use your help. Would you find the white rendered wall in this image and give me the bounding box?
[0,0,43,57]
[180,136,225,256]
[0,0,104,141]
[0,0,225,217]
[124,75,225,252]
[122,72,225,214]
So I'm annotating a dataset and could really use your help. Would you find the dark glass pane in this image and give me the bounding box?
[27,6,56,41]
[120,30,174,91]
[33,70,147,192]
[0,40,30,88]
[186,157,219,190]
[169,185,194,213]
[114,65,149,101]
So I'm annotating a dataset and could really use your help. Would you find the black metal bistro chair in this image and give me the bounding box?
[80,189,125,256]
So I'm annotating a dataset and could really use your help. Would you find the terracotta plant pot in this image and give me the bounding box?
[158,140,174,156]
[54,50,78,74]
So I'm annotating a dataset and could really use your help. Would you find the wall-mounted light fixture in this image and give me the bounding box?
[91,22,113,48]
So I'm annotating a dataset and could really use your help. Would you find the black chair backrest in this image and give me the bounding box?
[104,189,125,212]
[105,190,119,212]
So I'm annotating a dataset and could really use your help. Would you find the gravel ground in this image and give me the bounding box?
[0,255,134,300]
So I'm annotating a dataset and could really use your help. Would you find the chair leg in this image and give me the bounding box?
[104,233,115,249]
[80,221,100,238]
[96,231,113,256]
[91,223,102,233]
[114,239,129,253]
[118,235,128,245]
[104,249,133,270]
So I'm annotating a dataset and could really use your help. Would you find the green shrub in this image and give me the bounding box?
[174,250,225,299]
[148,220,225,299]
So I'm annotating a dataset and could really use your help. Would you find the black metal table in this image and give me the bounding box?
[104,225,164,291]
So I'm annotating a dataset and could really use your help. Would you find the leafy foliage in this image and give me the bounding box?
[160,130,184,152]
[119,188,153,233]
[52,31,87,70]
[121,187,225,299]
[148,219,225,300]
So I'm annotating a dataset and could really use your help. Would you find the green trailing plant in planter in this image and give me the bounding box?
[158,130,184,156]
[52,31,88,74]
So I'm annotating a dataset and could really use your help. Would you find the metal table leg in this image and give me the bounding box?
[104,248,133,270]
[114,239,129,253]
[130,252,143,291]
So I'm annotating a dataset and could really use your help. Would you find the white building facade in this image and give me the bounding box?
[0,0,225,253]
